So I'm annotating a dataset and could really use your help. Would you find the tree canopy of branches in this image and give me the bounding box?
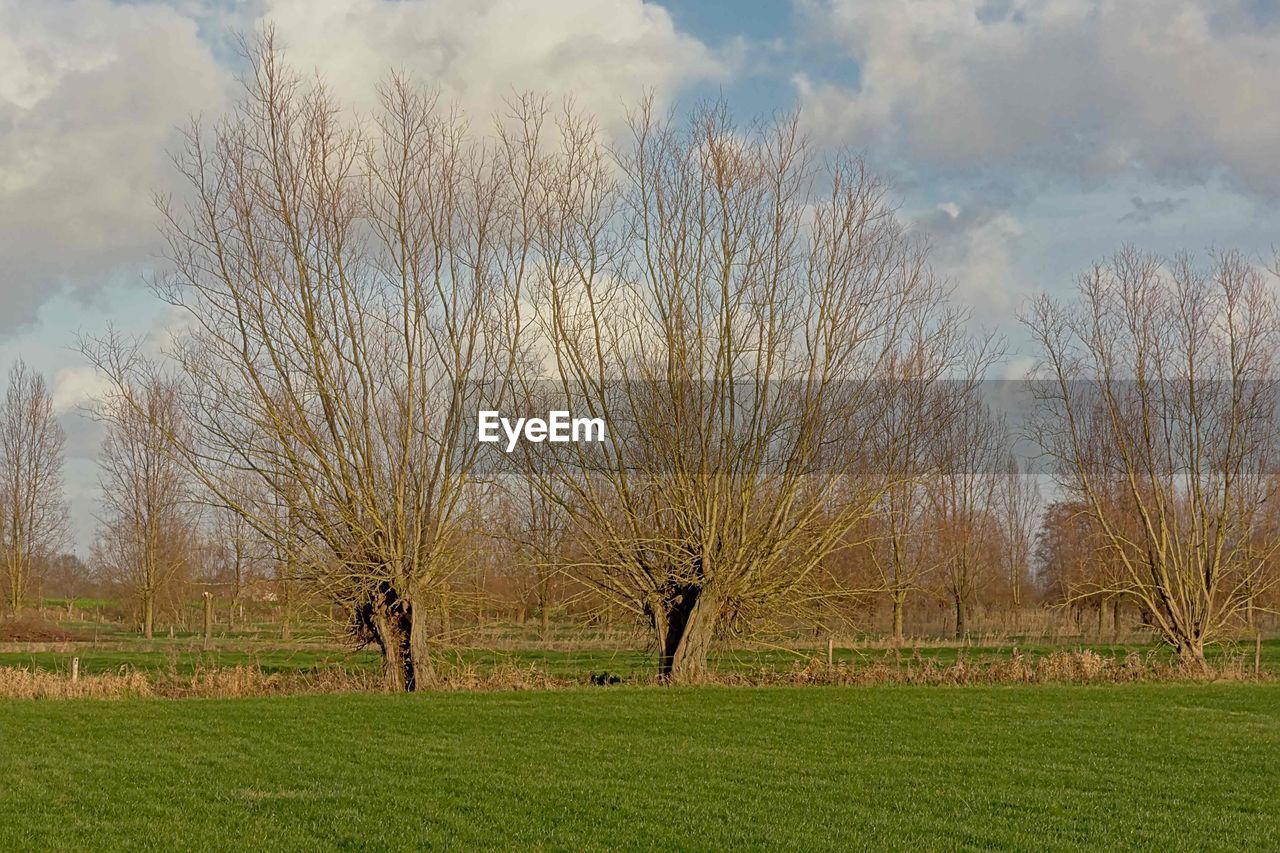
[84,33,535,690]
[90,376,200,638]
[516,100,972,682]
[929,393,1007,639]
[0,360,68,614]
[1026,248,1280,666]
[208,483,269,628]
[997,454,1041,609]
[861,348,998,641]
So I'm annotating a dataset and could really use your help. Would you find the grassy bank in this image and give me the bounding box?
[1,684,1276,849]
[2,638,1277,682]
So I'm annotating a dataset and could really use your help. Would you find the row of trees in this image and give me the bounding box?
[85,38,990,688]
[5,36,1276,687]
[0,359,305,631]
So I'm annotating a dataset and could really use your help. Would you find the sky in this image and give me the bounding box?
[2,0,1280,554]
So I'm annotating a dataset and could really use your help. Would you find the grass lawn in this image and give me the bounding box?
[1,684,1276,850]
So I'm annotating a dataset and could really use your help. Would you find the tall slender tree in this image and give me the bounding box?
[90,376,198,638]
[0,360,68,615]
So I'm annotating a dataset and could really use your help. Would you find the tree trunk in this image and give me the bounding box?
[279,570,294,641]
[671,592,718,683]
[202,591,214,651]
[650,584,719,684]
[357,582,433,692]
[407,596,435,690]
[953,594,966,640]
[538,573,551,641]
[1176,639,1210,675]
[142,593,154,640]
[371,606,409,692]
[6,556,23,615]
[891,591,905,642]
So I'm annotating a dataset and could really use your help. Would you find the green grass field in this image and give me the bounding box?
[2,684,1276,850]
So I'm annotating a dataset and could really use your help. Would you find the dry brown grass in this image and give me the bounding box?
[0,649,1265,699]
[714,649,1266,687]
[170,665,383,698]
[0,664,381,700]
[0,667,153,699]
[433,662,570,692]
[0,661,567,700]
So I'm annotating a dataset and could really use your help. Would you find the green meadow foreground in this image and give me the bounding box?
[1,684,1276,850]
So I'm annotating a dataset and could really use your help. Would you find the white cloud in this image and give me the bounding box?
[257,0,733,130]
[49,365,109,414]
[797,0,1280,195]
[0,0,230,334]
[0,0,730,339]
[915,203,1026,319]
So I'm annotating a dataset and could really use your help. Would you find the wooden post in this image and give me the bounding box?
[71,657,80,682]
[1256,630,1263,678]
[827,635,834,667]
[202,591,214,652]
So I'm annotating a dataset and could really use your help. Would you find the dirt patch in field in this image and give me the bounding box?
[0,616,82,643]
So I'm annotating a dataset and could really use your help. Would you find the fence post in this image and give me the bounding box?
[71,657,80,683]
[202,591,214,652]
[827,636,834,667]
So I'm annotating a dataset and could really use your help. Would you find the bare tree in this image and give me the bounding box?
[928,394,1005,639]
[519,100,969,681]
[83,34,535,690]
[997,453,1041,610]
[0,360,68,615]
[1034,499,1095,602]
[209,489,266,628]
[497,476,570,639]
[90,376,199,638]
[863,337,996,641]
[862,376,936,641]
[1026,248,1280,667]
